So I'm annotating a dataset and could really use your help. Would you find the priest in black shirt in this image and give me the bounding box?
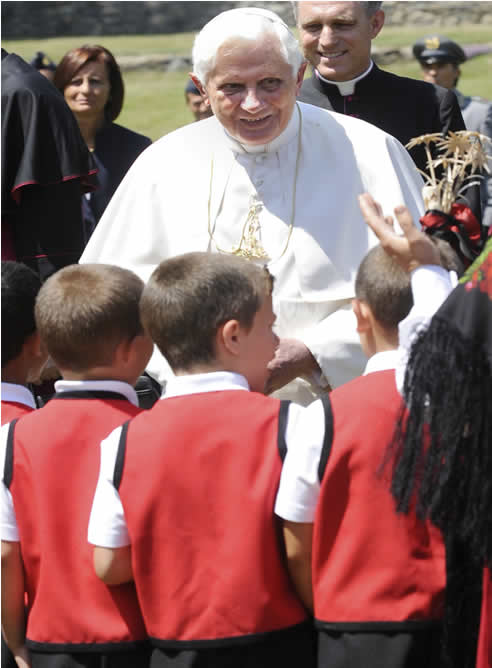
[295,2,466,178]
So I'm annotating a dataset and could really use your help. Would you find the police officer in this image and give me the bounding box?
[414,35,492,228]
[184,79,213,122]
[29,50,57,82]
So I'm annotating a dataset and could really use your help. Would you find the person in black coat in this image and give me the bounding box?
[54,45,152,245]
[293,2,480,214]
[1,49,97,281]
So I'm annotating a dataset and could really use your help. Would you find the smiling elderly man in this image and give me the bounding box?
[81,7,424,405]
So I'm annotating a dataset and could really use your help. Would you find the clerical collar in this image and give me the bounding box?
[222,103,300,155]
[315,60,374,96]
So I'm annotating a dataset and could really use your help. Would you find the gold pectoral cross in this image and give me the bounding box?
[231,197,270,262]
[207,103,303,265]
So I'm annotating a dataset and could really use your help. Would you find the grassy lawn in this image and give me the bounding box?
[3,25,491,141]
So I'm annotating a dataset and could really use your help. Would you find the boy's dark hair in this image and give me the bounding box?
[355,245,413,330]
[1,261,42,368]
[140,252,274,372]
[35,264,145,372]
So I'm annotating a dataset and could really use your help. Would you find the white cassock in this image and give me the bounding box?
[81,101,424,405]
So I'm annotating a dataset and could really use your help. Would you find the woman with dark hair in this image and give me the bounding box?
[54,45,151,243]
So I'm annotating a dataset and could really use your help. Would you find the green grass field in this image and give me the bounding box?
[3,25,491,141]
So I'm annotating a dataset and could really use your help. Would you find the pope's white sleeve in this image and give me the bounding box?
[274,399,325,523]
[395,265,455,395]
[297,135,426,390]
[0,423,19,542]
[88,426,130,548]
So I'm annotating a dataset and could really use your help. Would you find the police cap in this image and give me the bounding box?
[185,79,201,95]
[29,51,56,72]
[413,36,467,65]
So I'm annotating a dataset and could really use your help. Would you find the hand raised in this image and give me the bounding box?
[358,193,441,273]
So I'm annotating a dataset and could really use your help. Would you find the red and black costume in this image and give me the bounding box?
[3,390,148,667]
[313,370,445,667]
[113,390,316,668]
[390,241,492,668]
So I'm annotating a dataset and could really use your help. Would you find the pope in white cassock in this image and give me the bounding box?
[80,7,424,405]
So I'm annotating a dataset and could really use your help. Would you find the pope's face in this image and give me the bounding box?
[298,1,384,82]
[199,35,306,146]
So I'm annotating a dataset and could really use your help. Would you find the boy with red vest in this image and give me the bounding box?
[1,261,45,424]
[87,252,330,668]
[1,264,154,668]
[1,261,45,668]
[275,243,447,668]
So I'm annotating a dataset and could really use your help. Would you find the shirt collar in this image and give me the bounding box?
[164,371,249,398]
[1,382,36,409]
[316,60,373,96]
[363,349,399,376]
[54,379,139,406]
[222,102,300,155]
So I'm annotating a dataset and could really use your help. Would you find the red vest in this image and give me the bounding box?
[477,568,492,668]
[1,399,34,424]
[117,390,307,646]
[6,392,147,650]
[313,370,445,628]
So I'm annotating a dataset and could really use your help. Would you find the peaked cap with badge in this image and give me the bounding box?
[413,35,467,65]
[29,51,57,72]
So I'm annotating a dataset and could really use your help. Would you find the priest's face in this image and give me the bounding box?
[197,35,306,146]
[297,1,384,82]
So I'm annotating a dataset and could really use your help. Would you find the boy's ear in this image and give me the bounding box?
[116,334,153,369]
[219,319,242,357]
[25,330,48,364]
[352,298,372,334]
[23,331,42,357]
[24,332,50,384]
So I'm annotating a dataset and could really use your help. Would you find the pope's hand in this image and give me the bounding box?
[266,338,320,394]
[358,193,441,272]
